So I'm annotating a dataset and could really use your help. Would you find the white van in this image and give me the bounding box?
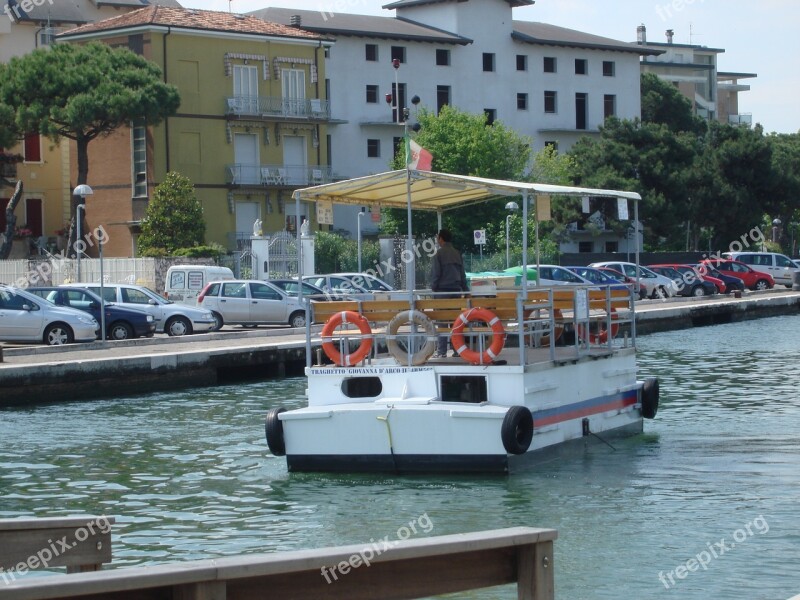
[165,265,234,305]
[722,252,799,287]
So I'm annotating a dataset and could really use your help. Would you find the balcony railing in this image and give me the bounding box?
[728,113,753,126]
[225,96,331,120]
[0,163,18,179]
[226,163,332,187]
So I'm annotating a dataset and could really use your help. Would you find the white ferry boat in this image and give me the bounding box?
[264,170,659,473]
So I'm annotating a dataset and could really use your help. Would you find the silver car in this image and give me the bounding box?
[589,261,678,298]
[61,283,216,336]
[197,280,306,329]
[0,284,99,345]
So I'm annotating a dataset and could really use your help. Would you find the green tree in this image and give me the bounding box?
[641,72,706,135]
[383,105,531,250]
[0,42,180,246]
[138,172,205,254]
[314,231,380,274]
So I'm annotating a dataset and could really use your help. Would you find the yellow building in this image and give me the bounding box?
[59,6,332,257]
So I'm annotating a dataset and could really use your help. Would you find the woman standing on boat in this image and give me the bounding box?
[430,229,468,357]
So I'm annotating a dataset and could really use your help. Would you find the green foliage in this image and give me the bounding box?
[314,231,380,274]
[173,243,227,259]
[138,246,170,258]
[0,42,180,146]
[138,172,206,254]
[641,72,706,135]
[383,105,532,249]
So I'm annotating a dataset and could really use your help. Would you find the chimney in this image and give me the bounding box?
[637,24,647,45]
[666,29,674,44]
[290,14,302,26]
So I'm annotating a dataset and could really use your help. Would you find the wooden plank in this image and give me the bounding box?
[0,517,114,573]
[533,541,555,600]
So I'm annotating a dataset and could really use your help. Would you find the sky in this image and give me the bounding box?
[183,0,800,134]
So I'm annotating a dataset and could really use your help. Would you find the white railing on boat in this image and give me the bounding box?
[308,285,636,368]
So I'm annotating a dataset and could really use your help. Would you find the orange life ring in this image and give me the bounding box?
[321,311,373,366]
[451,308,506,365]
[577,308,619,345]
[523,307,564,346]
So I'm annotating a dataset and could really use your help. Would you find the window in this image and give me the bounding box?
[131,118,147,197]
[604,94,616,118]
[436,85,450,114]
[391,46,406,63]
[436,48,450,66]
[544,140,558,151]
[393,136,403,158]
[544,91,557,113]
[516,54,527,71]
[543,56,556,73]
[517,93,528,110]
[579,242,594,253]
[391,82,406,122]
[603,61,615,77]
[575,59,587,75]
[121,288,152,304]
[222,282,247,298]
[233,64,258,113]
[365,44,378,61]
[324,47,330,59]
[23,133,41,162]
[484,108,496,125]
[365,84,378,103]
[128,34,144,55]
[482,52,495,72]
[250,282,281,300]
[605,241,618,253]
[367,139,380,158]
[575,93,587,130]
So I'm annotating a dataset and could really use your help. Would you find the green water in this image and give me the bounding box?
[2,315,800,598]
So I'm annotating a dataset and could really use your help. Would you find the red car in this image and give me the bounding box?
[700,259,775,291]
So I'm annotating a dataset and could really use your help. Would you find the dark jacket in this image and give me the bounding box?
[431,242,468,292]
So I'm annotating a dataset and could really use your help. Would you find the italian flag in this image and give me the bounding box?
[408,138,433,171]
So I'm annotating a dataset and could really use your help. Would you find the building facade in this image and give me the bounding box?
[256,0,657,237]
[59,6,332,257]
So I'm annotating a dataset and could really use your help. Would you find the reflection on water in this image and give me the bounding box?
[2,315,800,599]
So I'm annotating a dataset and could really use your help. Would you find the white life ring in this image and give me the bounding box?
[386,310,436,365]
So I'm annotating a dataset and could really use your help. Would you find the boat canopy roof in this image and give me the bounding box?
[292,169,641,212]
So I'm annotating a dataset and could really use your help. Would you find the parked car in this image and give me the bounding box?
[700,259,774,290]
[164,265,235,305]
[332,272,395,292]
[722,251,799,287]
[27,287,156,340]
[267,278,331,300]
[589,261,677,298]
[564,266,631,293]
[647,265,717,297]
[593,266,647,299]
[691,263,745,294]
[303,274,374,300]
[0,284,99,345]
[197,280,306,329]
[61,283,215,336]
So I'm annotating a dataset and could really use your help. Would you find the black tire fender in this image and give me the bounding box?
[265,407,287,456]
[501,406,534,455]
[641,377,659,419]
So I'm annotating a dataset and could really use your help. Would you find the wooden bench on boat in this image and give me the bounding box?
[0,516,114,580]
[311,288,632,330]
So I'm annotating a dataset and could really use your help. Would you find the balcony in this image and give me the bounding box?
[225,96,331,121]
[0,163,17,180]
[225,164,332,187]
[728,113,753,126]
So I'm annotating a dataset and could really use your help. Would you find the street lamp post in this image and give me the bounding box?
[357,208,366,273]
[72,184,93,282]
[505,201,519,269]
[772,218,782,245]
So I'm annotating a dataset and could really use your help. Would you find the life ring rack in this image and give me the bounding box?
[321,311,373,366]
[386,310,437,366]
[451,308,506,365]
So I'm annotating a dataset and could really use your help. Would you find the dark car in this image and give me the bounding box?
[693,263,745,294]
[648,265,717,297]
[27,287,156,340]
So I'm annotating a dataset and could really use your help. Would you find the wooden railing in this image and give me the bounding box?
[1,526,557,600]
[0,516,114,581]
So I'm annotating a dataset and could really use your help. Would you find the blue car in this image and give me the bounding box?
[27,287,156,340]
[564,266,639,296]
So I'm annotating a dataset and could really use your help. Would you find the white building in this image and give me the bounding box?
[254,0,659,236]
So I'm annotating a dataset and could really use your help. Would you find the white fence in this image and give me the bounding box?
[1,257,159,291]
